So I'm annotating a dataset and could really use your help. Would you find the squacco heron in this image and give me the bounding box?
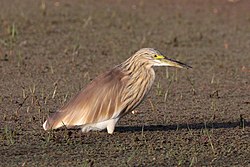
[43,48,191,134]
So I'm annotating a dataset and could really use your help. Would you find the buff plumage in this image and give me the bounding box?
[43,48,191,134]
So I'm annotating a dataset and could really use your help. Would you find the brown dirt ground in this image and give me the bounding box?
[0,0,250,166]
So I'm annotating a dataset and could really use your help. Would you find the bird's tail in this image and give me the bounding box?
[43,112,68,130]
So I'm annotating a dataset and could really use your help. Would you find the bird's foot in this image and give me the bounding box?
[131,110,140,114]
[107,118,119,134]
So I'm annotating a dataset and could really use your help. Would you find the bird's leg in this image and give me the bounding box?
[107,118,119,134]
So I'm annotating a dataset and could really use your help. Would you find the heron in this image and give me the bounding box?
[43,48,191,134]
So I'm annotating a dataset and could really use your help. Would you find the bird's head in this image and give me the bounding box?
[133,48,191,69]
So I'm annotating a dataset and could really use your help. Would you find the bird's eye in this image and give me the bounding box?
[154,55,157,58]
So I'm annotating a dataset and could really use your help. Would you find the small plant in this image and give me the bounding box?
[43,130,55,145]
[8,23,18,39]
[29,84,36,95]
[141,125,145,138]
[203,124,216,156]
[189,156,197,167]
[4,125,15,145]
[83,16,92,29]
[15,94,29,116]
[165,68,169,79]
[49,61,54,74]
[156,81,163,96]
[17,51,23,67]
[178,159,183,166]
[26,106,30,113]
[148,99,156,113]
[52,84,57,99]
[164,76,173,102]
[44,93,50,105]
[62,93,69,104]
[41,87,45,99]
[239,114,245,130]
[186,75,196,95]
[82,160,89,167]
[29,83,37,105]
[211,74,215,84]
[22,86,27,99]
[126,147,139,165]
[45,131,52,144]
[40,0,46,16]
[174,68,178,81]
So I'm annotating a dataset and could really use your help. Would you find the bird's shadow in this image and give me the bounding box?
[115,121,249,133]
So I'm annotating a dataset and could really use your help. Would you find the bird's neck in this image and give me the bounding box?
[118,59,155,113]
[120,59,156,89]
